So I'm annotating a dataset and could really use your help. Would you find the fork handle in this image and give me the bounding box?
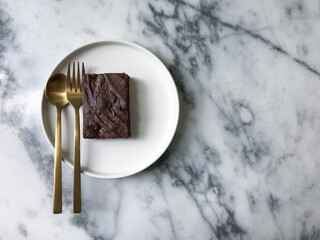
[53,106,62,214]
[73,107,81,213]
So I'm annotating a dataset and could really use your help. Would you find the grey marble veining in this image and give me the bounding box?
[1,0,320,239]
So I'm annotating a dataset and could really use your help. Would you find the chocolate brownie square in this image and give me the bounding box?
[82,73,130,138]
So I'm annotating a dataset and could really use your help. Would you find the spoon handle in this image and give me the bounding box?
[53,107,62,213]
[73,107,81,213]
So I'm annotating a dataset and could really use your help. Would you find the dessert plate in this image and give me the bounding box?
[41,40,179,178]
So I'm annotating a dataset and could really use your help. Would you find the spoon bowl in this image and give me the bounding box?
[45,73,69,108]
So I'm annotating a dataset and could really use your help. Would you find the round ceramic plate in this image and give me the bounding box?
[41,40,179,178]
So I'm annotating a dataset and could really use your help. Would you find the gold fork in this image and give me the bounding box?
[66,62,85,213]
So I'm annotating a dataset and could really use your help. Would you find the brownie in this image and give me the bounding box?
[82,73,130,138]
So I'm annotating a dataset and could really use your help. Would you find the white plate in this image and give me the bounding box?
[41,40,179,179]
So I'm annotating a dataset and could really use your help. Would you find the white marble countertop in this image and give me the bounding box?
[1,0,320,239]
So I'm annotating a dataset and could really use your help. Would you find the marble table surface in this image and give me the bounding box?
[1,0,320,239]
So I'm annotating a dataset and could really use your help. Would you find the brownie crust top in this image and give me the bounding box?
[82,73,130,138]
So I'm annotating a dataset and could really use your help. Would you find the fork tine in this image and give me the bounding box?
[77,62,81,92]
[72,62,76,92]
[67,62,71,91]
[82,62,85,76]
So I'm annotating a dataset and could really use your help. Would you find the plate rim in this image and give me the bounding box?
[40,40,180,179]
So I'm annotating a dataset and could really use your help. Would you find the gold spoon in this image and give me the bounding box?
[45,73,68,214]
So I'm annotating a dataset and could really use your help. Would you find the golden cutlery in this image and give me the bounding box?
[45,73,68,214]
[66,62,85,213]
